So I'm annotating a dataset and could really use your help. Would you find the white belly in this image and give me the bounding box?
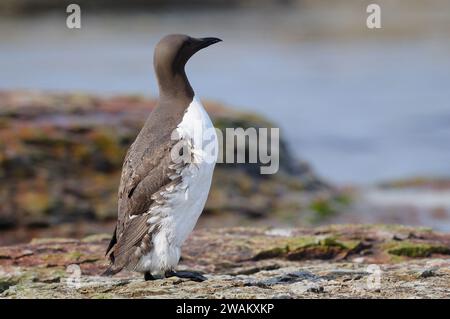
[136,96,218,275]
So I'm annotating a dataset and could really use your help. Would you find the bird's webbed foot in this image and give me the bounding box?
[165,270,207,282]
[144,272,156,281]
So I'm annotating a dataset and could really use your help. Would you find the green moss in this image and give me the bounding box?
[252,247,287,260]
[288,237,359,251]
[252,236,359,261]
[284,236,317,250]
[287,245,342,260]
[387,243,450,257]
[320,237,358,249]
[308,193,353,223]
[68,251,83,260]
[309,198,335,219]
[333,194,352,206]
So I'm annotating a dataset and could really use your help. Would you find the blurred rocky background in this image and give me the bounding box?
[0,90,342,245]
[1,1,450,245]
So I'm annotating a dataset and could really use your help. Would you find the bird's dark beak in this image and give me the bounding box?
[196,37,222,50]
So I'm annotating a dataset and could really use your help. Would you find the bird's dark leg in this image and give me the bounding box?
[144,272,155,281]
[165,270,207,282]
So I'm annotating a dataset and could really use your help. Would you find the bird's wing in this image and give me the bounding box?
[105,133,191,273]
[117,138,176,230]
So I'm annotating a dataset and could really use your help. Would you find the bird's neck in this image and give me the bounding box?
[156,67,194,103]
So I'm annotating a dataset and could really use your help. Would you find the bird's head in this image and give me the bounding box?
[153,34,222,91]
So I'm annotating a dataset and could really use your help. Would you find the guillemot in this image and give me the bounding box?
[104,34,221,282]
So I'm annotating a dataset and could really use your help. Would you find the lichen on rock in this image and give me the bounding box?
[0,224,449,298]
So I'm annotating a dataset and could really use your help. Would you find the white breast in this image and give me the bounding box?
[136,96,218,275]
[169,96,218,242]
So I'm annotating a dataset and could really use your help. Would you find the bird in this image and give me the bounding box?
[104,34,222,282]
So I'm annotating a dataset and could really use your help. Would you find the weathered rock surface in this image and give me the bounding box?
[1,224,449,298]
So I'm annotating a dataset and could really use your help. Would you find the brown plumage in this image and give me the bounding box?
[104,34,222,277]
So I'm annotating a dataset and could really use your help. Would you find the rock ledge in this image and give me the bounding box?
[1,224,449,298]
